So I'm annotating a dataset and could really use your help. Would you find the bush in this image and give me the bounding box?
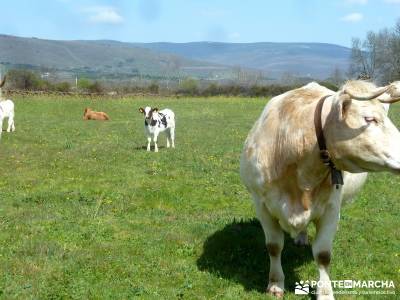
[78,78,103,93]
[202,83,220,96]
[179,78,198,96]
[88,81,103,93]
[77,78,92,91]
[148,82,159,94]
[7,69,43,90]
[54,82,71,92]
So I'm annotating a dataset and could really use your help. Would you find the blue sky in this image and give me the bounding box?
[1,0,399,47]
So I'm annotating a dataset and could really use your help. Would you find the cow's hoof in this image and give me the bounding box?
[267,284,284,298]
[294,231,309,246]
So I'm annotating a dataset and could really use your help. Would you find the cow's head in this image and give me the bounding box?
[325,81,400,174]
[139,106,158,121]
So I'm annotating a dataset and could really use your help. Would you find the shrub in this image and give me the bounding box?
[78,78,103,93]
[54,82,71,92]
[179,78,198,96]
[148,82,159,94]
[7,69,43,90]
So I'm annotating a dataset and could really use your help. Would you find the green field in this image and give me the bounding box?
[0,96,399,299]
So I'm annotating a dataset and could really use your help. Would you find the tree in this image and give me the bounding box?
[349,19,400,83]
[7,69,42,90]
[387,19,400,81]
[330,67,345,86]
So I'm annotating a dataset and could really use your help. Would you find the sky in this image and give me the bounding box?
[0,0,399,47]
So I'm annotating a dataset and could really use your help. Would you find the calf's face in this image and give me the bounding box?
[326,95,400,174]
[139,106,158,121]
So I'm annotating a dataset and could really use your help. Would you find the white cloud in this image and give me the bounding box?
[85,6,124,24]
[341,12,364,22]
[345,0,368,4]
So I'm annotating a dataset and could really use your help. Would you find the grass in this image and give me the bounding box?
[0,95,398,299]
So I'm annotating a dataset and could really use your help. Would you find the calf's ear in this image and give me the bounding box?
[139,107,145,114]
[152,107,159,112]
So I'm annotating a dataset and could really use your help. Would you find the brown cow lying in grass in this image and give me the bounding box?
[83,108,110,121]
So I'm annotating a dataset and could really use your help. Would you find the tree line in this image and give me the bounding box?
[349,18,400,84]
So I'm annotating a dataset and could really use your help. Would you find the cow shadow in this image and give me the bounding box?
[197,219,315,296]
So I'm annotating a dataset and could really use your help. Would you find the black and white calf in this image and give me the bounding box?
[139,106,175,152]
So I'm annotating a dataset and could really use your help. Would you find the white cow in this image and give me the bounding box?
[240,80,400,299]
[139,106,175,152]
[0,100,15,135]
[0,76,15,137]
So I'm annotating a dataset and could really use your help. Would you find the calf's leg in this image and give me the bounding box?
[253,195,285,298]
[7,116,14,132]
[153,132,159,152]
[146,136,151,152]
[170,127,175,148]
[10,116,15,132]
[166,129,171,148]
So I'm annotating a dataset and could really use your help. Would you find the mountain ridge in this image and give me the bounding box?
[0,34,351,80]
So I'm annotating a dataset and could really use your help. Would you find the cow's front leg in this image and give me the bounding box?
[253,196,285,298]
[312,191,341,300]
[146,136,151,151]
[153,132,159,152]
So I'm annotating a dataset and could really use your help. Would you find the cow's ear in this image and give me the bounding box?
[152,107,159,113]
[340,94,352,119]
[335,92,352,120]
[139,107,145,114]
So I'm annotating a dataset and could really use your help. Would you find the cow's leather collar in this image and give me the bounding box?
[314,95,344,189]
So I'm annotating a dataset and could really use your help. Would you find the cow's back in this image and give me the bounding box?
[160,109,175,126]
[241,82,332,190]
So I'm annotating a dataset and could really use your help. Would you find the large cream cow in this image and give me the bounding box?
[240,80,400,299]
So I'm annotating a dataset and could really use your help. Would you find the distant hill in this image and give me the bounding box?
[0,35,351,80]
[0,35,232,80]
[129,42,351,79]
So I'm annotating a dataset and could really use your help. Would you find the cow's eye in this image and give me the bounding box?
[364,116,377,124]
